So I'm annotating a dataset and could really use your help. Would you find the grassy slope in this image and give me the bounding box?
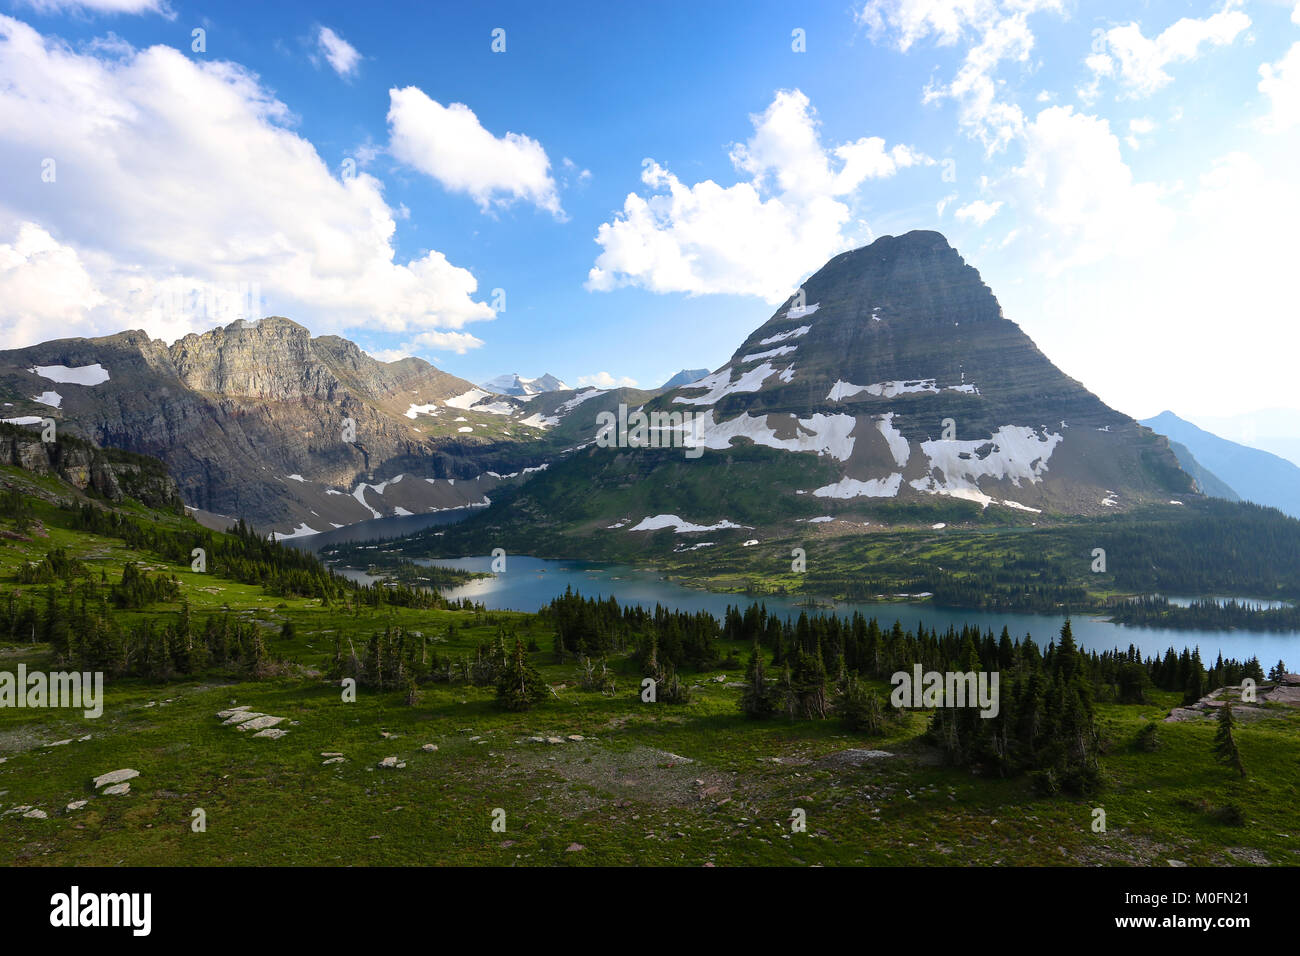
[1,469,1296,866]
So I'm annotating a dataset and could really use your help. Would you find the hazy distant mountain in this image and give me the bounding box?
[480,372,570,396]
[660,369,710,390]
[1142,411,1300,517]
[1188,408,1300,469]
[1167,440,1240,501]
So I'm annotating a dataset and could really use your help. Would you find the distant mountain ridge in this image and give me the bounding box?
[480,372,570,396]
[1142,411,1300,518]
[0,317,555,536]
[661,369,710,390]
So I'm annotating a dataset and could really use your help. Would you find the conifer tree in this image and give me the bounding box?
[1213,701,1246,777]
[837,674,885,734]
[740,641,774,719]
[495,637,547,711]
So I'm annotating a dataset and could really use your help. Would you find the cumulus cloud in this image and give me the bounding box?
[0,222,105,344]
[954,198,1002,225]
[857,0,999,51]
[1258,42,1300,133]
[400,330,485,355]
[0,15,494,349]
[1085,6,1251,100]
[586,89,930,302]
[863,1,1063,153]
[18,0,173,16]
[1007,105,1173,271]
[316,26,360,79]
[387,87,563,217]
[577,371,637,389]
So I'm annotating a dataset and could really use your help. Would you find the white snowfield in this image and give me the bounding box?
[999,499,1042,513]
[673,363,781,406]
[827,378,980,401]
[758,325,810,346]
[351,477,402,519]
[812,473,904,499]
[877,413,910,468]
[286,474,307,482]
[444,387,492,410]
[517,388,603,430]
[908,426,1063,507]
[29,364,110,386]
[741,345,798,363]
[691,410,858,461]
[628,514,751,533]
[785,303,820,319]
[32,391,62,408]
[274,523,318,539]
[404,403,439,419]
[1,416,43,425]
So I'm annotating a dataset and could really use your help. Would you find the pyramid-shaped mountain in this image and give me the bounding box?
[652,229,1188,514]
[441,231,1193,555]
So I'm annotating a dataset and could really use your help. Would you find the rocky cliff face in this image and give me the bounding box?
[0,318,555,535]
[0,423,181,509]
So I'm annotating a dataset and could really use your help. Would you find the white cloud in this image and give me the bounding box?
[363,347,413,363]
[316,26,360,79]
[0,222,105,344]
[1086,7,1251,99]
[1007,105,1173,271]
[0,16,494,349]
[18,0,173,16]
[1258,41,1300,132]
[954,198,1002,225]
[387,87,563,217]
[401,331,485,355]
[863,1,1063,153]
[578,371,637,389]
[1125,115,1156,148]
[936,191,959,215]
[857,0,998,52]
[1294,3,1300,26]
[587,89,929,302]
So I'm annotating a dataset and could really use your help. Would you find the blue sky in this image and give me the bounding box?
[1,0,1298,422]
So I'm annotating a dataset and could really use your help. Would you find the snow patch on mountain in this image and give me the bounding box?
[274,522,319,538]
[910,426,1063,505]
[741,345,798,363]
[758,325,811,346]
[628,514,751,533]
[673,363,780,406]
[827,378,980,401]
[29,364,110,386]
[32,391,62,408]
[785,303,820,319]
[812,473,904,499]
[693,410,857,461]
[445,388,492,410]
[877,413,911,468]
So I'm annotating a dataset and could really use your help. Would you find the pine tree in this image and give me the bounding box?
[495,637,548,711]
[740,641,774,719]
[1213,702,1246,777]
[837,674,885,734]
